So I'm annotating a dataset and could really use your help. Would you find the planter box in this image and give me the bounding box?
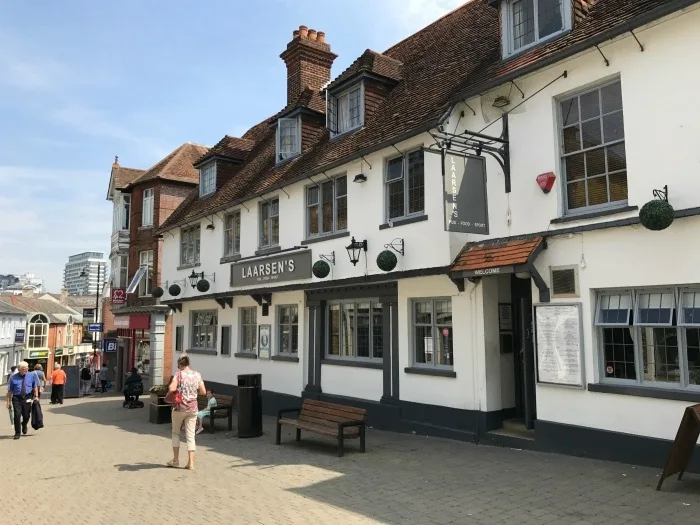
[149,393,172,424]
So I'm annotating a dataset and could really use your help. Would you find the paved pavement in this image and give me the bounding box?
[2,395,700,524]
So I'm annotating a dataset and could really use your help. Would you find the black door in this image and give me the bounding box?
[511,275,536,429]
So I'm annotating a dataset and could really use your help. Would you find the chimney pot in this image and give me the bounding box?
[299,25,308,38]
[293,29,300,38]
[317,31,326,43]
[308,29,317,40]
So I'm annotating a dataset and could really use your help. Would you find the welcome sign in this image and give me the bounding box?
[230,250,312,287]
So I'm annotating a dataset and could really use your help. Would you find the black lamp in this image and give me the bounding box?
[188,270,204,288]
[345,237,368,266]
[353,174,367,183]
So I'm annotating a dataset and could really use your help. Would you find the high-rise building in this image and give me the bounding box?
[63,252,107,296]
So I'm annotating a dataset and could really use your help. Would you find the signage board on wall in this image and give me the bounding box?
[111,288,126,305]
[103,339,117,353]
[88,323,104,333]
[28,350,49,359]
[534,303,584,388]
[230,250,312,287]
[443,153,489,235]
[14,328,25,344]
[258,324,271,360]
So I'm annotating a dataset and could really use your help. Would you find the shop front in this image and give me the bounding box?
[26,349,50,372]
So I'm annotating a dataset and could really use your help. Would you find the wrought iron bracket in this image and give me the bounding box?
[595,45,610,66]
[630,29,644,52]
[384,238,405,256]
[215,297,234,309]
[462,101,476,116]
[251,293,272,306]
[653,185,668,202]
[360,155,372,170]
[319,251,335,265]
[509,80,525,99]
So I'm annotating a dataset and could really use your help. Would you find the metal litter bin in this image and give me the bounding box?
[237,374,263,438]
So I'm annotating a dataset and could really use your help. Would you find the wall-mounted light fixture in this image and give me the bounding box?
[345,237,367,266]
[206,219,215,230]
[353,174,367,183]
[492,95,511,108]
[188,270,204,288]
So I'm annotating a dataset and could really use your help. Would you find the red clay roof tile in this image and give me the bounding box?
[451,237,543,272]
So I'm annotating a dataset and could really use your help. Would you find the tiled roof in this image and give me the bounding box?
[127,143,210,188]
[113,166,145,190]
[195,136,256,166]
[326,49,403,91]
[159,0,499,230]
[452,0,695,103]
[451,237,543,273]
[0,296,79,324]
[0,301,26,315]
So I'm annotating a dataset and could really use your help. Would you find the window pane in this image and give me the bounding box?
[563,125,581,153]
[329,304,340,356]
[415,325,433,365]
[641,327,680,384]
[567,181,586,210]
[602,327,636,380]
[603,111,625,143]
[609,172,628,203]
[386,157,403,182]
[587,175,608,207]
[321,181,334,233]
[561,98,579,126]
[687,328,700,385]
[607,143,626,172]
[637,292,674,324]
[372,304,383,359]
[349,88,362,128]
[336,195,347,231]
[307,186,319,205]
[414,301,432,325]
[512,0,535,49]
[682,292,700,325]
[538,0,562,38]
[598,294,632,325]
[280,325,290,354]
[356,302,370,358]
[387,180,404,219]
[586,149,606,177]
[437,325,453,366]
[271,215,279,245]
[407,150,424,214]
[336,176,347,197]
[341,304,354,357]
[601,81,623,113]
[565,153,585,181]
[308,202,319,236]
[581,119,602,149]
[579,90,600,120]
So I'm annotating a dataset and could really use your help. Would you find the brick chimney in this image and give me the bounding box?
[60,287,68,305]
[280,25,337,106]
[21,286,34,298]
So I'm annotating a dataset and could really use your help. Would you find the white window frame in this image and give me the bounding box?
[259,198,279,249]
[142,188,154,227]
[28,314,49,349]
[501,0,572,57]
[328,82,365,137]
[384,148,425,222]
[277,305,299,355]
[199,163,216,197]
[180,224,201,266]
[65,320,73,346]
[305,175,348,239]
[276,117,301,163]
[410,298,454,370]
[239,307,257,354]
[326,300,383,362]
[190,310,218,351]
[224,210,241,257]
[679,290,700,327]
[138,250,154,297]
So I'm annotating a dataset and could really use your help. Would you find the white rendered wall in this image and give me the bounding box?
[321,366,383,401]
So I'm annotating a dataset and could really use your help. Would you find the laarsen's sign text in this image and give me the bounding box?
[230,250,312,287]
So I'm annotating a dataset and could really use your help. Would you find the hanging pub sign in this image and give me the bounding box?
[111,288,126,305]
[230,250,312,287]
[443,153,489,235]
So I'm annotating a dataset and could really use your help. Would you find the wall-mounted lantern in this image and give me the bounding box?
[345,237,367,266]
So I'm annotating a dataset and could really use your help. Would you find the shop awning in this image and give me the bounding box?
[450,236,550,302]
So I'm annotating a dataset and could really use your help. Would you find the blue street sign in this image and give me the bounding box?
[103,339,117,353]
[14,328,25,344]
[88,323,104,333]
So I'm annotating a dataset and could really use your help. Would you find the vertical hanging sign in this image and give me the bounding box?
[443,153,489,235]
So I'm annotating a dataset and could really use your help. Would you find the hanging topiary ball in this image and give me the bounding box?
[196,279,210,293]
[151,286,164,298]
[168,283,181,296]
[377,250,398,272]
[312,260,331,279]
[639,199,675,231]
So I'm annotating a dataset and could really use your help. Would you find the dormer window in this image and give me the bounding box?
[199,163,216,197]
[276,117,301,163]
[502,0,571,57]
[328,82,364,137]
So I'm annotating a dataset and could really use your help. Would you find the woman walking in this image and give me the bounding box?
[33,364,46,399]
[167,355,205,470]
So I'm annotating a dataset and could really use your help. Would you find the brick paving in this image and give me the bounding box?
[2,395,700,524]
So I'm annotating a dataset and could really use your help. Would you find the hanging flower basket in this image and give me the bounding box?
[377,250,398,272]
[312,260,331,279]
[151,286,164,298]
[168,283,182,296]
[196,279,210,293]
[639,199,674,231]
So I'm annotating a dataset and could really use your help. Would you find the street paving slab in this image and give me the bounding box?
[2,394,700,524]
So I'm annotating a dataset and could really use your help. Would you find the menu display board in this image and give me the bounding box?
[534,303,584,387]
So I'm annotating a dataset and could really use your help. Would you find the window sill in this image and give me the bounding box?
[220,254,242,264]
[404,367,456,378]
[301,231,350,246]
[330,126,363,141]
[588,382,700,403]
[271,355,300,363]
[177,262,201,271]
[185,348,217,356]
[139,225,153,230]
[551,205,638,225]
[234,352,258,359]
[255,246,282,256]
[321,359,383,370]
[379,214,428,230]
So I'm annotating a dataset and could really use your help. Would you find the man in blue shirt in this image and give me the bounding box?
[5,361,39,440]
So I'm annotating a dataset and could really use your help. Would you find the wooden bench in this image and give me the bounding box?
[275,399,366,457]
[197,394,234,433]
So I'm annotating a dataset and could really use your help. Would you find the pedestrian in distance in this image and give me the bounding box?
[34,364,46,399]
[6,365,17,384]
[167,355,206,470]
[98,366,109,392]
[5,361,39,440]
[50,363,67,405]
[80,365,92,396]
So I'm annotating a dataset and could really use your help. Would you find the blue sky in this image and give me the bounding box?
[0,0,463,292]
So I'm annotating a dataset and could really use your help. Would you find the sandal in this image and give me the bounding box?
[185,464,195,470]
[167,460,179,468]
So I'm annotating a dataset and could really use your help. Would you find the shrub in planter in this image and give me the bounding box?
[313,260,331,279]
[151,286,164,298]
[149,384,172,424]
[376,250,398,272]
[168,283,181,296]
[196,279,210,292]
[639,199,674,231]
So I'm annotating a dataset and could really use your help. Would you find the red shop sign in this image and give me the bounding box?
[111,288,126,305]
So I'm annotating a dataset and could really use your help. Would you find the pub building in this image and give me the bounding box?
[157,1,700,469]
